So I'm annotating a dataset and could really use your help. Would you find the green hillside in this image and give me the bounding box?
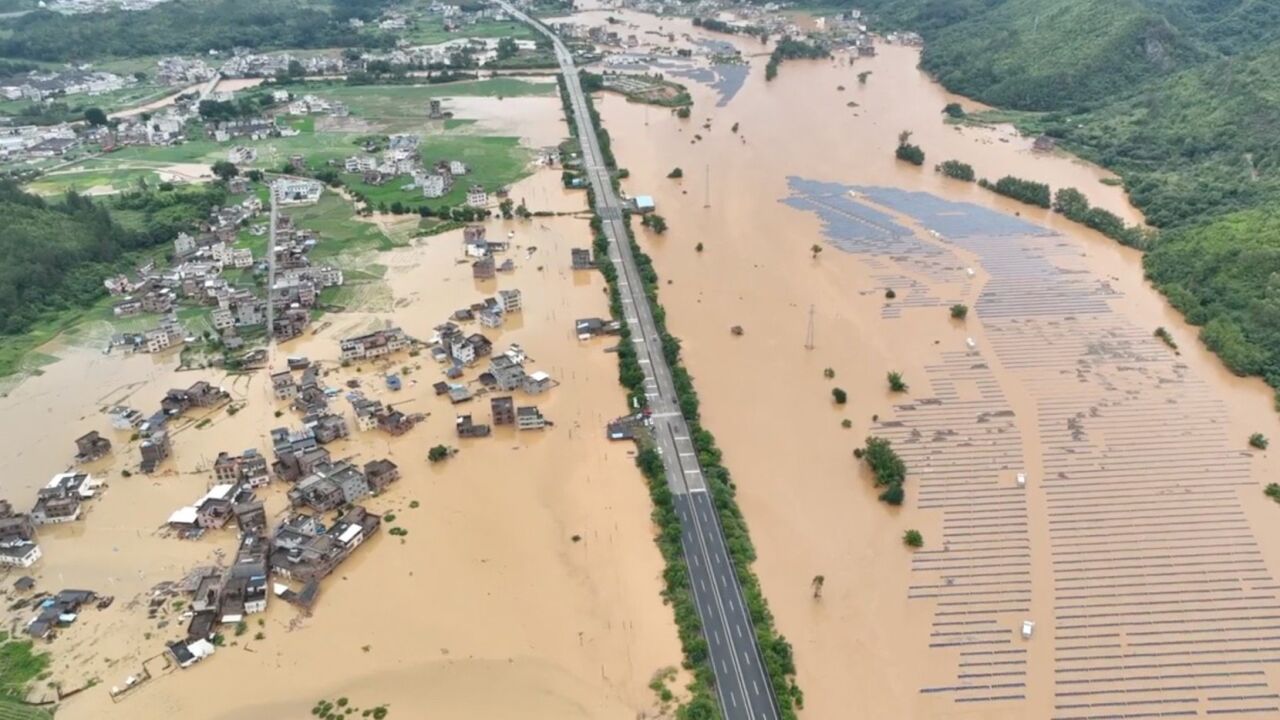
[858,0,1280,401]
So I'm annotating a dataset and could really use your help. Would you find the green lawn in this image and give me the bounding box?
[0,699,52,720]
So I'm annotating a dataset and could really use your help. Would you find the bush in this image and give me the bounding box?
[950,304,968,320]
[980,175,1051,208]
[903,529,924,547]
[937,159,975,181]
[895,143,925,166]
[879,483,905,505]
[1250,433,1269,450]
[887,371,908,393]
[831,387,847,404]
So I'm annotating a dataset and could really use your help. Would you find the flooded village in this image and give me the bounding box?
[1,0,1280,718]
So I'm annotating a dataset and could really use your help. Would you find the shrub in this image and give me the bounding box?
[887,371,908,393]
[937,160,974,181]
[903,529,924,547]
[832,387,847,404]
[950,304,968,320]
[879,483,905,505]
[895,143,925,166]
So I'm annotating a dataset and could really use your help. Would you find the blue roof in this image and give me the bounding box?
[634,195,655,209]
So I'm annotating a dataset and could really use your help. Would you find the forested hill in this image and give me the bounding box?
[0,182,221,337]
[856,0,1280,399]
[0,0,396,62]
[860,0,1280,111]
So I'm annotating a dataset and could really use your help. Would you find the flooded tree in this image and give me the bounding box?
[1250,433,1269,450]
[832,387,847,404]
[811,575,825,599]
[903,530,924,548]
[811,243,823,259]
[950,304,969,320]
[887,372,908,393]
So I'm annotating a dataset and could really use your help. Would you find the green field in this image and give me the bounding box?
[286,193,401,258]
[28,168,163,195]
[343,135,531,208]
[402,18,535,46]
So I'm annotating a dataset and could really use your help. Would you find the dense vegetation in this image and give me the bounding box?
[858,0,1280,402]
[936,159,974,181]
[0,182,223,338]
[859,436,907,506]
[979,175,1050,208]
[765,37,830,81]
[0,0,394,61]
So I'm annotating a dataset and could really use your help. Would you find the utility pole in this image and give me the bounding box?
[804,304,815,350]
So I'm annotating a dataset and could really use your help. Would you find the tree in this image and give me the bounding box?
[667,167,683,179]
[887,371,907,393]
[879,483,905,505]
[903,529,924,548]
[676,106,691,119]
[642,214,668,234]
[83,107,107,126]
[896,142,925,166]
[885,288,896,299]
[811,575,825,599]
[937,160,975,181]
[428,445,452,463]
[246,169,263,183]
[1250,433,1269,450]
[499,198,514,219]
[832,387,847,404]
[811,243,823,259]
[210,160,239,182]
[857,71,871,84]
[942,102,965,119]
[823,367,835,379]
[695,242,704,252]
[497,36,519,61]
[950,303,968,320]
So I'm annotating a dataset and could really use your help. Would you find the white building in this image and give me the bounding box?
[273,178,323,206]
[466,184,488,208]
[421,173,448,199]
[345,155,376,173]
[449,160,468,175]
[0,542,41,568]
[499,289,522,313]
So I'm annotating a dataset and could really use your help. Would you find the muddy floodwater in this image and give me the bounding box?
[584,7,1280,719]
[0,112,683,716]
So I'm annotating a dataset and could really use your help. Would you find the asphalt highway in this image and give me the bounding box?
[496,4,782,718]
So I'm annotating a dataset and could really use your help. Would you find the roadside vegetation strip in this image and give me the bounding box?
[561,72,804,719]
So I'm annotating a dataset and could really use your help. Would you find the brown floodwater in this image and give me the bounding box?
[1,109,683,715]
[583,6,1280,719]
